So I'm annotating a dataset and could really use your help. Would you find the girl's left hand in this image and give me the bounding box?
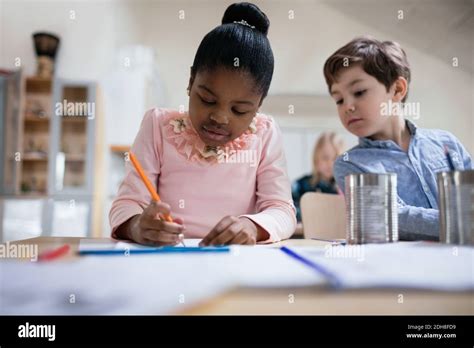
[200,216,258,246]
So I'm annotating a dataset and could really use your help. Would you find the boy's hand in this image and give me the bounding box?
[200,216,259,246]
[128,201,185,246]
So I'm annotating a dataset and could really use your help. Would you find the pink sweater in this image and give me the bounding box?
[109,108,296,243]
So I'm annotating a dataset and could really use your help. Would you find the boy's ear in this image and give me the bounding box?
[391,77,408,102]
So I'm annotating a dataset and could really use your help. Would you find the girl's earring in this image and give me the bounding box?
[187,88,190,96]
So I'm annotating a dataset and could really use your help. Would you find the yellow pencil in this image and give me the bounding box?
[129,151,173,222]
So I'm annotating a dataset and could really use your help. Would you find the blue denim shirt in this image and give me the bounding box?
[334,120,473,241]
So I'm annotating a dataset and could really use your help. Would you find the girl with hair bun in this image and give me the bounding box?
[110,2,296,246]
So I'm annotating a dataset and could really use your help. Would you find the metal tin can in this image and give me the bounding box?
[345,173,398,244]
[437,170,474,245]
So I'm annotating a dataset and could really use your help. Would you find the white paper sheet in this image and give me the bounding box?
[291,242,474,291]
[78,240,326,287]
[227,246,326,288]
[78,238,203,252]
[115,239,203,249]
[0,245,324,314]
[0,252,235,315]
[4,240,469,315]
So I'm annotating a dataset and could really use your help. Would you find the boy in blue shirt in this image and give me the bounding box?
[323,36,472,241]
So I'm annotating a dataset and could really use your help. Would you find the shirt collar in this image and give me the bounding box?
[358,119,418,149]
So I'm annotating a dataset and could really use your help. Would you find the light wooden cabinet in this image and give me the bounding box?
[49,79,96,196]
[0,71,100,241]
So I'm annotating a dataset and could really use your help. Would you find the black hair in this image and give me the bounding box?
[191,2,274,99]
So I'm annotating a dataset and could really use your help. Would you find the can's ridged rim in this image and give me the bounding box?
[437,169,474,185]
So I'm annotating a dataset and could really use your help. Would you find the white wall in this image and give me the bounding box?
[1,0,472,151]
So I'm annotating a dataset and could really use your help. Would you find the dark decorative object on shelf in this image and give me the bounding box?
[32,32,60,78]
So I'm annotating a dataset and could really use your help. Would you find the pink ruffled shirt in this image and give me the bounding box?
[109,108,296,243]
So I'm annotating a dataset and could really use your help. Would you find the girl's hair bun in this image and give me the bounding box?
[222,2,270,36]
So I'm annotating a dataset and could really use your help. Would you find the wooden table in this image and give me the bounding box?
[5,237,474,315]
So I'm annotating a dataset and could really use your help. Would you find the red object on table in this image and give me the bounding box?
[38,244,71,261]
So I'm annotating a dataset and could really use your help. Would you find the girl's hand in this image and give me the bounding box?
[127,201,185,246]
[200,216,259,246]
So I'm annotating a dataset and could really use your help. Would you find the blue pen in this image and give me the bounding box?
[79,246,230,256]
[280,246,342,289]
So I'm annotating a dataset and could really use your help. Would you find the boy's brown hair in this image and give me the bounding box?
[323,36,411,102]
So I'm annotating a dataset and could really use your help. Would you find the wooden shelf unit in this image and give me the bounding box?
[19,77,53,194]
[1,70,104,239]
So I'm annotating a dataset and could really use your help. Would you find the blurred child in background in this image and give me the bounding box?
[292,132,345,224]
